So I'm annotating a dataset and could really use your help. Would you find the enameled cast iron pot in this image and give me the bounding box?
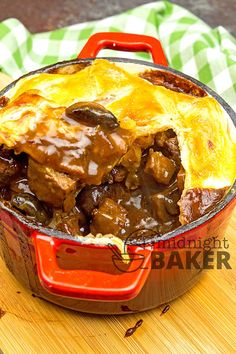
[0,33,235,314]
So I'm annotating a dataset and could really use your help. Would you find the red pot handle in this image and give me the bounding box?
[78,32,168,66]
[33,232,152,301]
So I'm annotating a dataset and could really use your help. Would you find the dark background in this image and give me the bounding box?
[0,0,235,36]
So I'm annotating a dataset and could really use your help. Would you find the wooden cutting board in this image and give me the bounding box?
[0,209,235,354]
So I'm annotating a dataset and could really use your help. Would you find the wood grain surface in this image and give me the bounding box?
[0,209,235,353]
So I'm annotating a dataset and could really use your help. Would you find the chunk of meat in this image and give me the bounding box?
[135,135,154,150]
[179,188,227,224]
[144,150,176,185]
[49,207,88,235]
[155,130,176,148]
[121,146,141,172]
[111,165,127,183]
[151,193,179,222]
[125,172,140,190]
[152,181,180,218]
[77,184,111,216]
[165,195,180,216]
[124,206,159,237]
[90,198,127,236]
[77,183,129,217]
[164,137,181,163]
[28,158,78,212]
[0,149,21,187]
[104,165,127,184]
[151,194,170,222]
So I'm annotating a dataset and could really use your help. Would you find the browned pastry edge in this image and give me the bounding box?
[140,69,207,97]
[179,187,227,225]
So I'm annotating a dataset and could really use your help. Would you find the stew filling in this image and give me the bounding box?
[0,127,183,239]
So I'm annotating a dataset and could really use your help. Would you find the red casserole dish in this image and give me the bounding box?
[0,32,235,314]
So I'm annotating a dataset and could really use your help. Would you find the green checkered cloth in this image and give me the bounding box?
[0,1,235,110]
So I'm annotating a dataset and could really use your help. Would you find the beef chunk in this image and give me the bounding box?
[0,149,20,187]
[121,146,141,171]
[155,130,176,148]
[144,150,176,185]
[165,196,180,216]
[28,158,78,212]
[151,193,179,222]
[151,194,170,222]
[49,207,88,235]
[103,165,127,185]
[125,172,140,190]
[164,137,181,164]
[90,198,127,236]
[77,184,111,216]
[120,146,142,190]
[77,183,130,217]
[135,135,155,150]
[111,165,127,183]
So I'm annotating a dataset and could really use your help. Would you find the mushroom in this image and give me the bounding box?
[65,101,119,131]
